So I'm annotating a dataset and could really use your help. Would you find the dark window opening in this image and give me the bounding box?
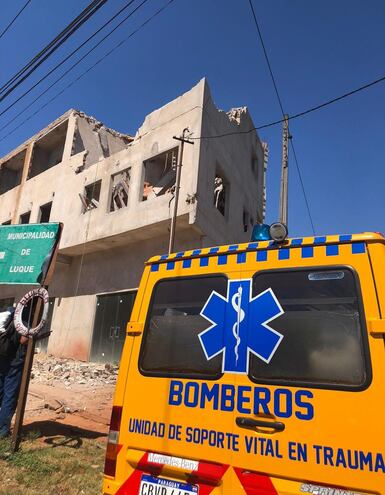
[110,169,130,212]
[140,276,226,377]
[80,180,101,213]
[38,202,52,223]
[250,268,369,389]
[19,211,31,224]
[0,149,26,194]
[1,220,11,225]
[142,148,178,201]
[29,120,68,179]
[214,171,228,217]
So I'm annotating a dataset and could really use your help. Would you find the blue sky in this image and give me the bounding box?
[0,0,384,237]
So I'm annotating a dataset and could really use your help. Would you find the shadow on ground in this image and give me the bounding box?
[22,420,107,449]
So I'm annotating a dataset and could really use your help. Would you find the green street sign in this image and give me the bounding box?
[0,223,61,285]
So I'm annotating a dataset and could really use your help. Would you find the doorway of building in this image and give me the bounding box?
[90,290,136,363]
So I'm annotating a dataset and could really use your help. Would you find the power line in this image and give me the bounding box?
[247,0,315,234]
[290,140,316,235]
[0,0,144,122]
[190,73,385,139]
[0,0,104,95]
[247,0,284,116]
[0,0,108,101]
[0,0,32,40]
[0,0,176,144]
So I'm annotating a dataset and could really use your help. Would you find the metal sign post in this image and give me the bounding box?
[0,222,62,452]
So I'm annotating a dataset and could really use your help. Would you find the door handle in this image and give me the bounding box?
[109,326,114,338]
[236,416,285,432]
[115,326,120,338]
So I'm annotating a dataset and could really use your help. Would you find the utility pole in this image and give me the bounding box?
[168,128,194,254]
[279,114,290,226]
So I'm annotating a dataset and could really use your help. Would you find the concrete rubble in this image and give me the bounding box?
[31,354,119,389]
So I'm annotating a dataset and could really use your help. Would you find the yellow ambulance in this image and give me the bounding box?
[102,228,385,495]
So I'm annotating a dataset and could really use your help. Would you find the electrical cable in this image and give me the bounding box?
[189,73,385,139]
[0,0,176,144]
[247,0,316,234]
[290,140,316,235]
[0,0,108,101]
[247,0,284,116]
[56,1,177,354]
[0,0,32,41]
[0,0,104,95]
[0,0,144,123]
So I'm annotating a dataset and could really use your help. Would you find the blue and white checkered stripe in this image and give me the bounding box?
[150,235,366,272]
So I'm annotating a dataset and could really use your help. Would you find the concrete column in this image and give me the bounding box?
[11,141,34,224]
[62,113,76,162]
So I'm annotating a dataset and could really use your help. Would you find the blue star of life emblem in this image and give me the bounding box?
[198,279,284,374]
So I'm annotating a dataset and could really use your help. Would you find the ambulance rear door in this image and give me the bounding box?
[233,244,385,494]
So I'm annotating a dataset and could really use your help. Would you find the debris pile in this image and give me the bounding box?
[31,355,119,388]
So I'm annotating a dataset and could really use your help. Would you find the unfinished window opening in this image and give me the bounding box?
[29,120,68,179]
[213,170,228,217]
[142,147,178,201]
[243,209,250,232]
[38,202,52,223]
[110,168,130,212]
[1,220,11,225]
[80,180,101,213]
[19,211,31,224]
[0,149,26,194]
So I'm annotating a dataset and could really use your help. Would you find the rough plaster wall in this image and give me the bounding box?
[72,125,85,155]
[75,117,103,167]
[48,294,96,361]
[46,230,203,360]
[106,132,127,156]
[195,80,265,245]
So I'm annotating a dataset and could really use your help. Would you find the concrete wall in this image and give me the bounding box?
[0,79,267,361]
[195,80,266,246]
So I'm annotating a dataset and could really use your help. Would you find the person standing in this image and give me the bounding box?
[0,307,28,438]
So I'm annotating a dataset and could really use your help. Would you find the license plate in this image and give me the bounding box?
[139,474,198,495]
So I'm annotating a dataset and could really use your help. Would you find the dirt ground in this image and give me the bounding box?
[24,381,114,437]
[0,355,116,495]
[22,353,116,437]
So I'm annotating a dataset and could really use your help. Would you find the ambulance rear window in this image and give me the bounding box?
[250,268,369,389]
[140,276,225,378]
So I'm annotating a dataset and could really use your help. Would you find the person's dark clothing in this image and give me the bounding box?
[0,319,26,437]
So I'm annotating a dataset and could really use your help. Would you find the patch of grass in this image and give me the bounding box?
[0,435,105,494]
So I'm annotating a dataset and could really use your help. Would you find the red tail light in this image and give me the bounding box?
[104,406,123,478]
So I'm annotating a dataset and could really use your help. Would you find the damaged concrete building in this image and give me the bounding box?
[0,79,267,362]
